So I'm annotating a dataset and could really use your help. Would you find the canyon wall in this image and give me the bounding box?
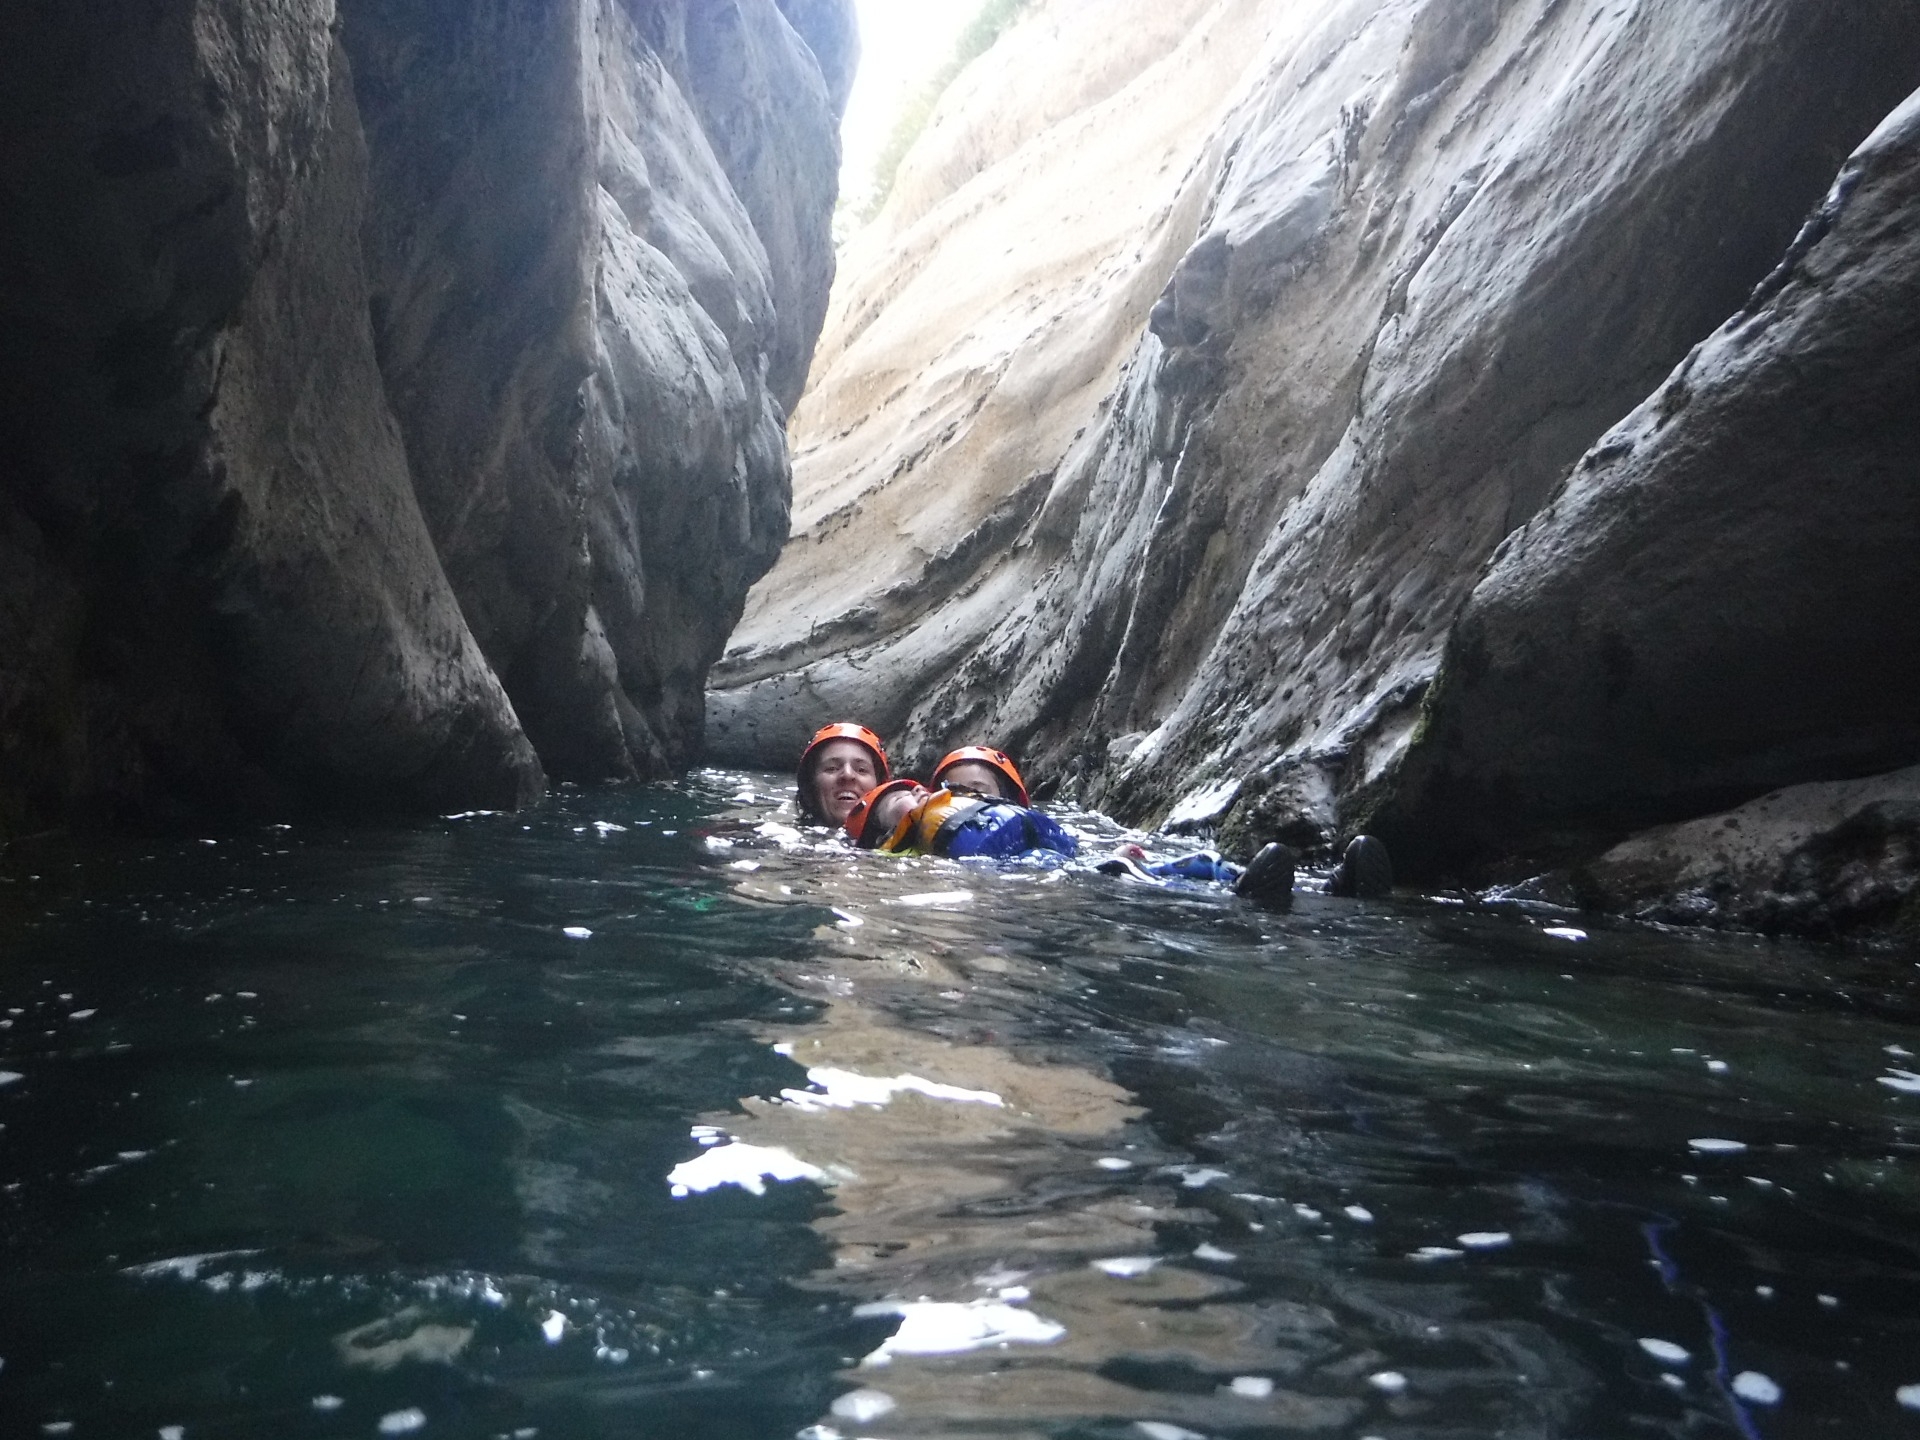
[709,0,1920,932]
[0,0,848,835]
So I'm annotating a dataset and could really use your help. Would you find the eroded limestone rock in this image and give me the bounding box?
[0,0,847,834]
[710,0,1920,935]
[1561,766,1920,938]
[1372,86,1920,883]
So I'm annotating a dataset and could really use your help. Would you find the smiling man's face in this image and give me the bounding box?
[809,740,880,824]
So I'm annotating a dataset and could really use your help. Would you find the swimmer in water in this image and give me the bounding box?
[930,746,1031,805]
[843,778,1078,860]
[794,723,890,826]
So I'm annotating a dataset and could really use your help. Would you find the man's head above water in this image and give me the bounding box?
[931,746,1030,807]
[795,722,890,825]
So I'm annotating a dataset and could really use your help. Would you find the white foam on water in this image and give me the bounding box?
[1756,1285,1774,1298]
[1344,1205,1374,1222]
[1877,1069,1920,1093]
[1817,1293,1839,1308]
[1542,926,1587,941]
[1229,1375,1274,1398]
[1092,1256,1159,1278]
[668,1140,827,1197]
[1458,1231,1512,1250]
[780,1067,1002,1112]
[42,1424,73,1436]
[1897,1383,1920,1410]
[1136,1424,1207,1440]
[1687,1138,1747,1153]
[1638,1338,1690,1365]
[1292,1203,1322,1220]
[68,1009,96,1021]
[704,836,734,852]
[830,908,863,928]
[593,821,628,834]
[310,1396,344,1411]
[1731,1371,1780,1405]
[853,1299,1065,1363]
[1183,1168,1230,1189]
[1886,1045,1913,1058]
[123,1250,260,1281]
[1706,1060,1729,1073]
[828,1388,897,1423]
[1410,1246,1463,1262]
[1660,1372,1686,1391]
[0,1072,22,1087]
[1096,1157,1134,1171]
[1193,1243,1237,1262]
[160,1426,185,1440]
[729,860,761,871]
[378,1408,427,1434]
[561,926,592,940]
[540,1311,567,1343]
[1369,1370,1408,1393]
[892,891,974,908]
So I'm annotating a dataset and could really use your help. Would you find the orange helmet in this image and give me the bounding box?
[931,745,1029,807]
[844,779,928,849]
[797,723,890,785]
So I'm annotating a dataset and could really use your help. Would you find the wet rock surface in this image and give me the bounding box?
[710,0,1920,933]
[1561,766,1920,939]
[1369,86,1920,896]
[0,0,847,836]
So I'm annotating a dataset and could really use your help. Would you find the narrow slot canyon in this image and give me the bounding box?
[2,4,1920,1437]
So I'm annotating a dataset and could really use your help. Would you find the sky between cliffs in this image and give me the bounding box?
[839,0,982,215]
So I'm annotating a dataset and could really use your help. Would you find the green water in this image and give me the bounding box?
[2,772,1918,1439]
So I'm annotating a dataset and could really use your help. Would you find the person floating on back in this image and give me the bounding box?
[805,729,1393,908]
[843,777,1079,861]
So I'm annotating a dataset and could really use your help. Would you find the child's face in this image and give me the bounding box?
[870,785,924,839]
[940,761,1010,800]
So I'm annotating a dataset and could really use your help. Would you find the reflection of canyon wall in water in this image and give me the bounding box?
[687,904,1362,1435]
[708,0,1920,933]
[0,0,849,835]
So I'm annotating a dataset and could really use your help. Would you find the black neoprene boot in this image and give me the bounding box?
[1327,835,1393,898]
[1234,842,1296,911]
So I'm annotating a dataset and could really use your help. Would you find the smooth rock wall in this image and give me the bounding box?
[1370,89,1920,883]
[0,0,848,836]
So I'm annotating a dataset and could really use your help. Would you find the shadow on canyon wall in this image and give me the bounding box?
[708,0,1920,936]
[0,0,851,833]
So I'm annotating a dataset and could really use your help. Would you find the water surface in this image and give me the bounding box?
[3,773,1919,1439]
